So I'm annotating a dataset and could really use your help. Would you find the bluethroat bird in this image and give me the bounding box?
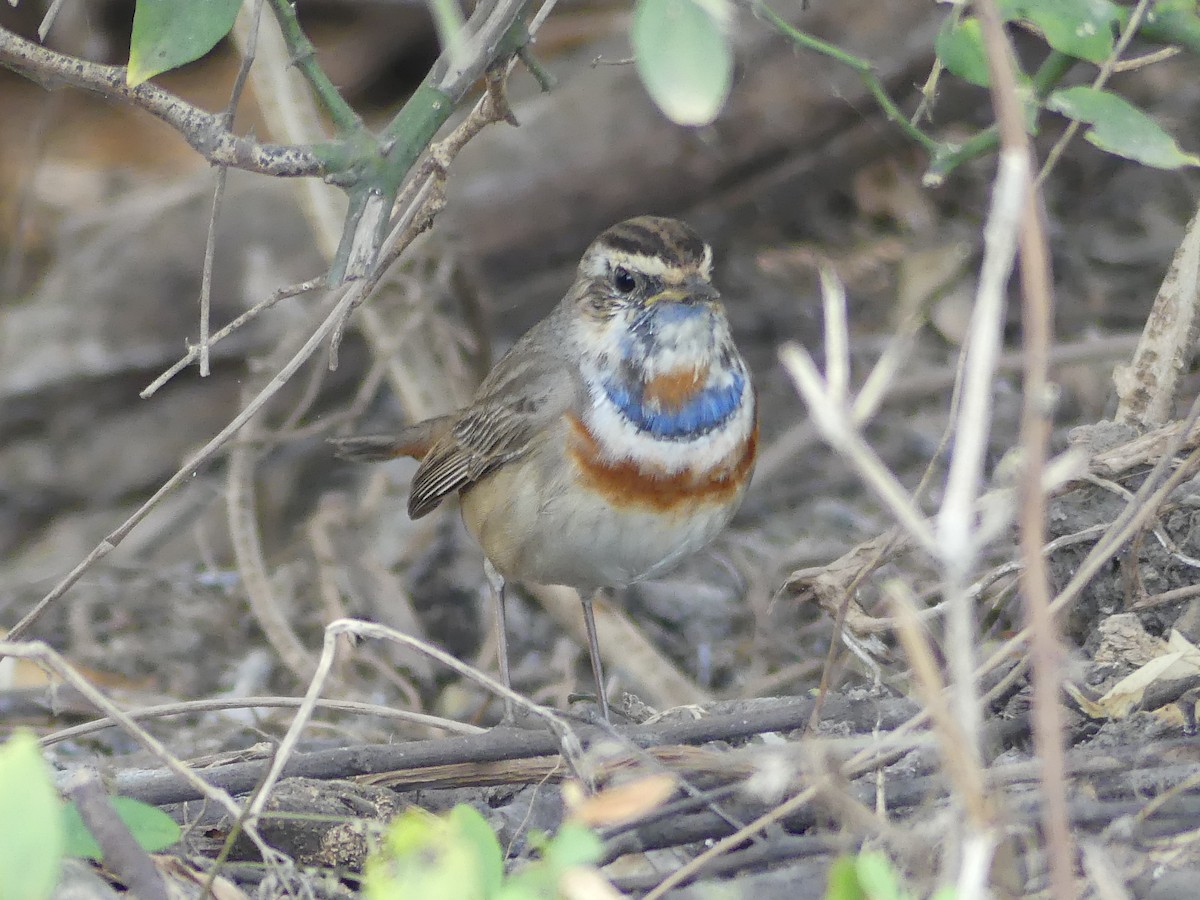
[333,216,757,721]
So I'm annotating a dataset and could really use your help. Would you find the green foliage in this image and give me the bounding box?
[0,732,64,900]
[632,0,734,126]
[1001,0,1124,63]
[1047,85,1200,168]
[930,0,1200,172]
[825,851,957,900]
[364,803,604,900]
[127,0,242,86]
[935,18,991,88]
[63,796,182,861]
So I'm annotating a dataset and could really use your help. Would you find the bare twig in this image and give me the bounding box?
[935,141,1027,779]
[62,770,169,900]
[0,641,281,866]
[779,271,938,555]
[197,0,266,377]
[977,3,1074,896]
[245,618,581,827]
[227,405,316,682]
[0,26,328,178]
[141,278,323,398]
[41,695,483,746]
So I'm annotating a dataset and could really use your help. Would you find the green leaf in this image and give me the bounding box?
[854,851,905,900]
[64,796,181,861]
[449,805,503,899]
[1000,0,1122,62]
[127,0,243,87]
[1047,85,1200,168]
[632,0,734,125]
[824,855,866,900]
[0,732,64,900]
[541,824,602,870]
[366,805,499,900]
[1140,0,1200,55]
[935,17,991,87]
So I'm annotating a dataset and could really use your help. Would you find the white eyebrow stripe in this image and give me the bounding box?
[585,249,714,282]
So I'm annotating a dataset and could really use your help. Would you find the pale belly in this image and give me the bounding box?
[459,453,744,591]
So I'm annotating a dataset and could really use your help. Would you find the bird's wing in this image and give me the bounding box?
[408,346,578,519]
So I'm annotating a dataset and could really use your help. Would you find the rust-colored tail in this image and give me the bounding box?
[330,414,456,462]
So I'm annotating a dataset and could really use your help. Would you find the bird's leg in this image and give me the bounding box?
[484,559,515,723]
[580,589,610,723]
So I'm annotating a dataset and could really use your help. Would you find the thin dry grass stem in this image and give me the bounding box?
[227,406,316,682]
[980,4,1074,892]
[0,640,282,868]
[305,502,356,682]
[1080,841,1135,900]
[936,146,1024,571]
[1131,767,1200,825]
[935,145,1027,784]
[1113,46,1178,72]
[1131,581,1200,610]
[1037,0,1155,187]
[1082,473,1200,569]
[643,783,821,900]
[40,695,483,746]
[246,618,582,826]
[887,583,989,826]
[851,316,921,426]
[779,273,937,555]
[756,332,1140,485]
[141,277,325,398]
[198,0,265,377]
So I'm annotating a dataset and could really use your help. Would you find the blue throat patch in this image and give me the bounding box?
[604,373,745,439]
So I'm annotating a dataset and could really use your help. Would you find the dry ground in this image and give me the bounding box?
[3,1,1200,897]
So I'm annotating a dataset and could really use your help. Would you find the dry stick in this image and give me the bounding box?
[7,285,356,641]
[0,640,280,866]
[141,277,324,398]
[41,695,483,746]
[62,770,169,900]
[935,139,1026,825]
[887,583,988,823]
[10,11,521,643]
[978,4,1074,896]
[244,618,581,828]
[643,784,821,900]
[198,0,266,377]
[1113,47,1178,73]
[227,408,317,681]
[779,300,937,554]
[0,28,326,178]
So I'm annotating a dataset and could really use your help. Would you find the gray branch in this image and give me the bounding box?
[0,26,327,178]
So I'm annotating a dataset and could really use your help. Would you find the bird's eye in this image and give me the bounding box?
[612,266,637,294]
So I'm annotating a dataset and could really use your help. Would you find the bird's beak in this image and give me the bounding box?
[647,276,719,306]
